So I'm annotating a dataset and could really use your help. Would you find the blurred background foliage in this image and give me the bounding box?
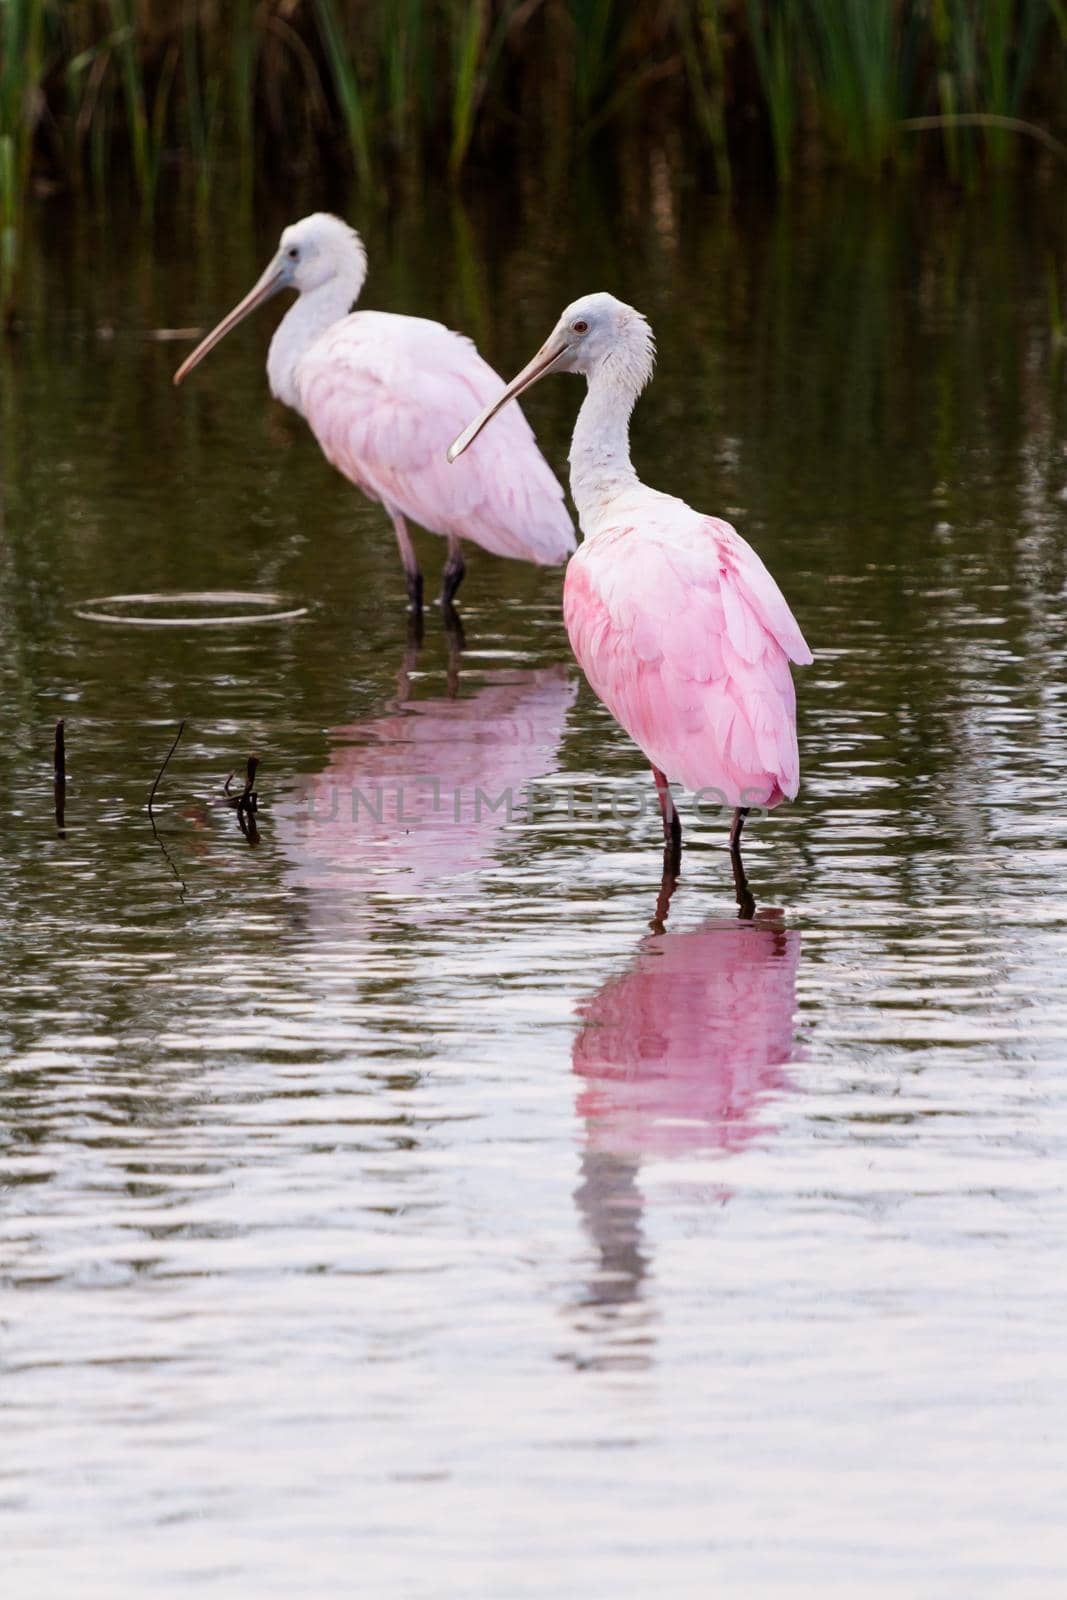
[4,2,1067,203]
[4,1,1067,315]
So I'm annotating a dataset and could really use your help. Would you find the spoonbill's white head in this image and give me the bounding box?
[173,212,367,386]
[447,292,655,462]
[275,213,367,297]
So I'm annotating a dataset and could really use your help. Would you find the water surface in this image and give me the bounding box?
[2,184,1066,1596]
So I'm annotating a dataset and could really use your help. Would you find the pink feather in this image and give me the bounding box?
[563,512,811,807]
[299,313,575,565]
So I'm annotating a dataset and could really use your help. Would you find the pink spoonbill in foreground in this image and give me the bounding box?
[448,293,812,913]
[173,214,575,613]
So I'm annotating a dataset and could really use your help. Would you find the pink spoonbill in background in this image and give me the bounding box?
[174,214,575,613]
[449,293,812,911]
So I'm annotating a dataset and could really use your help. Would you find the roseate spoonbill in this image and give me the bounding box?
[449,293,813,912]
[173,213,575,612]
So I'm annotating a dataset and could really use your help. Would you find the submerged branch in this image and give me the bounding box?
[224,753,261,845]
[54,718,66,833]
[147,719,185,819]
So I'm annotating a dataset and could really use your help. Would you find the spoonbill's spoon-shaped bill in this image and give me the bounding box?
[173,262,287,386]
[446,337,570,462]
[174,213,575,613]
[449,291,813,914]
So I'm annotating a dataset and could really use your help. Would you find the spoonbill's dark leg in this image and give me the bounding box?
[396,613,424,700]
[729,806,755,919]
[387,503,423,613]
[443,601,465,697]
[441,535,466,608]
[652,765,682,879]
[650,857,680,933]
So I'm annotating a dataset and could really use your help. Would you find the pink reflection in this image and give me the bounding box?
[277,665,576,908]
[574,913,801,1162]
[566,915,801,1363]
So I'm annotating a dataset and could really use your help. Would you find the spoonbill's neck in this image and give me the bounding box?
[268,276,359,412]
[568,363,642,528]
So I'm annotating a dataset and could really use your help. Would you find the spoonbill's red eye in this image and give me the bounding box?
[572,319,589,333]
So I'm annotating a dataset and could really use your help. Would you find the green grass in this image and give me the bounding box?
[807,0,913,175]
[0,0,46,322]
[745,0,803,184]
[2,0,1067,277]
[312,0,373,190]
[679,0,733,192]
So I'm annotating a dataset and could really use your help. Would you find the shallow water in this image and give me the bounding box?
[2,183,1067,1596]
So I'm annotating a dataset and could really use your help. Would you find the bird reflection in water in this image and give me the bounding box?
[277,632,577,922]
[566,881,801,1371]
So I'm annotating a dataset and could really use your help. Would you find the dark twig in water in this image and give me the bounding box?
[151,821,189,903]
[237,806,260,844]
[54,719,66,833]
[224,754,260,844]
[147,720,186,819]
[241,754,259,809]
[223,753,259,811]
[145,721,188,902]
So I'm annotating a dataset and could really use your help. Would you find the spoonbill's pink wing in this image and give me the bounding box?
[297,311,575,564]
[563,509,812,806]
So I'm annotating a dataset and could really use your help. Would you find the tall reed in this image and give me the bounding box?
[312,0,372,190]
[679,0,733,192]
[2,0,1067,245]
[745,0,803,184]
[807,0,915,175]
[0,0,45,324]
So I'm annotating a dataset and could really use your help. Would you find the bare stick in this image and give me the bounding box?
[237,754,260,843]
[54,719,66,831]
[147,720,185,820]
[223,754,259,810]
